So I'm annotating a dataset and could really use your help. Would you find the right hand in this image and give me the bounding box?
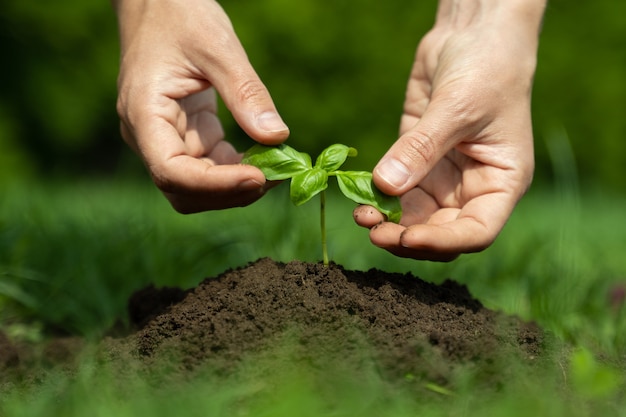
[354,0,544,261]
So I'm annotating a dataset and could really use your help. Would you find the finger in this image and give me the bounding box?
[131,108,271,212]
[353,188,439,230]
[403,192,513,251]
[373,102,459,196]
[201,38,289,145]
[155,158,269,213]
[217,73,290,144]
[353,205,385,228]
[182,95,243,165]
[366,222,458,261]
[370,192,513,261]
[368,222,460,262]
[400,220,491,254]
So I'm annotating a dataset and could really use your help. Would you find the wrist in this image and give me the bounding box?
[433,0,546,76]
[435,0,546,33]
[111,0,148,49]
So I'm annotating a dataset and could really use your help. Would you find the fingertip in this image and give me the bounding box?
[221,75,289,145]
[157,162,271,213]
[353,205,385,228]
[256,112,289,134]
[252,114,290,146]
[236,178,265,193]
[233,111,289,146]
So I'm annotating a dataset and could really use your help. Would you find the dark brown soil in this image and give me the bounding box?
[2,258,544,389]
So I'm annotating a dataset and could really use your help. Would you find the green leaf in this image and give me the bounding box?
[290,168,328,206]
[242,144,311,180]
[336,171,402,223]
[314,144,357,172]
[424,382,455,396]
[570,347,623,399]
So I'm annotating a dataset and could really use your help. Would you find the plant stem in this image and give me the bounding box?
[320,190,329,266]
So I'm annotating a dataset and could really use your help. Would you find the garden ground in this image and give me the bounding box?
[2,257,543,391]
[0,181,624,416]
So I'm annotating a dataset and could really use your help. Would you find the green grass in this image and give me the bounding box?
[1,178,625,416]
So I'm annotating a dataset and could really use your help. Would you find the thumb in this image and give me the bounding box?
[211,61,289,146]
[373,102,461,196]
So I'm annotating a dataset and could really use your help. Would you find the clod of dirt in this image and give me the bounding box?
[121,258,543,386]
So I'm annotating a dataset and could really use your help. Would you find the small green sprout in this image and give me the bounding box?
[242,143,402,265]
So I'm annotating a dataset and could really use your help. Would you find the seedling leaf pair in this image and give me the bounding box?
[242,143,402,265]
[242,143,401,222]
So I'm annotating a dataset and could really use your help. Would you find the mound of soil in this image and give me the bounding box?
[3,258,543,388]
[119,258,542,384]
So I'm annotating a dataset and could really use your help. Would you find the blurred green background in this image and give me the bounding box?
[1,3,625,413]
[1,0,624,191]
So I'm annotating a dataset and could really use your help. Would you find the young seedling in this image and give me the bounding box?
[242,143,402,265]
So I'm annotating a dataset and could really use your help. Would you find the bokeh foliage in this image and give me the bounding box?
[0,0,624,190]
[0,1,120,180]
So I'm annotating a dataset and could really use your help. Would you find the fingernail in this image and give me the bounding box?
[375,158,411,189]
[256,112,289,133]
[237,179,264,192]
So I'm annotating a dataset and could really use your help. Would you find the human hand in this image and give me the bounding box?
[112,0,289,213]
[354,0,546,261]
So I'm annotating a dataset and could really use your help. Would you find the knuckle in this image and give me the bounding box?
[115,96,125,120]
[399,131,437,165]
[115,76,133,121]
[234,78,268,104]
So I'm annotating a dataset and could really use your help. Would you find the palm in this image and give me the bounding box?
[400,151,487,222]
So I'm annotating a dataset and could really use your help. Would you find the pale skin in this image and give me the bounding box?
[112,0,546,261]
[112,0,289,212]
[355,0,546,261]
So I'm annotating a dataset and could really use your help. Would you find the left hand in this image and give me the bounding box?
[112,0,289,213]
